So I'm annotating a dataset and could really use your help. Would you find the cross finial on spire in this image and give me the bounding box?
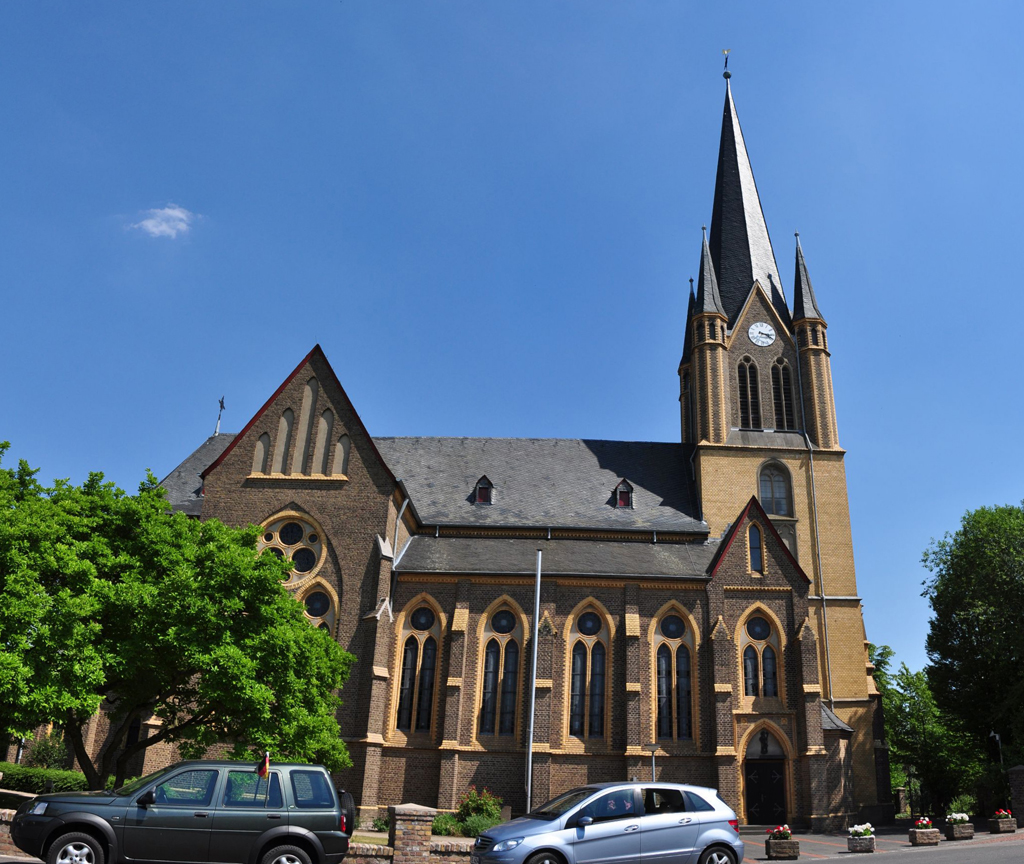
[689,276,694,292]
[214,396,226,436]
[723,49,731,79]
[795,231,802,248]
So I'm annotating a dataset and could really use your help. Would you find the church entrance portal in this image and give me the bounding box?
[744,727,787,824]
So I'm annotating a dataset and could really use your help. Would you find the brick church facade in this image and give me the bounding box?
[9,77,890,829]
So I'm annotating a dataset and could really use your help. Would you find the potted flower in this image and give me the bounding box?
[988,809,1016,834]
[909,817,940,846]
[765,825,799,860]
[847,823,875,853]
[944,812,974,841]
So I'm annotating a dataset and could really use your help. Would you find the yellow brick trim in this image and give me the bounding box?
[715,747,737,756]
[451,608,469,631]
[625,682,641,693]
[625,612,641,637]
[723,585,792,593]
[804,746,828,755]
[714,683,733,694]
[802,684,822,694]
[446,677,463,688]
[372,666,390,679]
[534,678,553,689]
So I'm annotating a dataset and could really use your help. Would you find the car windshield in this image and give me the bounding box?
[528,787,596,820]
[114,766,176,796]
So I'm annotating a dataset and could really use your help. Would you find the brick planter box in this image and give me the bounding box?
[847,836,875,853]
[988,818,1016,833]
[944,823,974,840]
[765,838,800,859]
[909,828,940,846]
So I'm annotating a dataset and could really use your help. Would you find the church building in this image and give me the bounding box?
[42,76,891,829]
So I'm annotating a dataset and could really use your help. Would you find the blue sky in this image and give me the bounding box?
[3,2,1022,673]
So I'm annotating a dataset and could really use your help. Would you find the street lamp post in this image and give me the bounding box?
[644,744,659,782]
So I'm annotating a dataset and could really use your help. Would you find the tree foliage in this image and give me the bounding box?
[922,504,1024,763]
[869,644,983,814]
[0,442,355,789]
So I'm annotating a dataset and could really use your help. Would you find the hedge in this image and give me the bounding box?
[0,762,89,794]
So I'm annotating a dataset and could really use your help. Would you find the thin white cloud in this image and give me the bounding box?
[131,204,196,239]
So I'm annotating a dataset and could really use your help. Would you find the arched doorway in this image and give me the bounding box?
[743,727,787,824]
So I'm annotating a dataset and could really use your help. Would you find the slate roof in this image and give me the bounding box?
[707,81,789,328]
[373,437,706,534]
[397,536,718,579]
[792,237,824,322]
[160,433,237,515]
[695,229,727,317]
[821,703,854,733]
[725,430,808,450]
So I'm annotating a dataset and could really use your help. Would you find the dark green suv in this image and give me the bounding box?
[10,760,354,864]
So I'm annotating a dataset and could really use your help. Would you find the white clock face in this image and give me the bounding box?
[748,322,776,347]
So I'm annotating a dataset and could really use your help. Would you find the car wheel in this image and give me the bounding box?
[524,852,564,864]
[261,845,313,864]
[47,832,105,864]
[697,847,737,864]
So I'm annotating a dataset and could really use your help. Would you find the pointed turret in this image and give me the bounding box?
[708,79,787,325]
[696,227,727,317]
[680,280,696,365]
[792,233,823,322]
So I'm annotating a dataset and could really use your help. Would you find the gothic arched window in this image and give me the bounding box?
[479,608,521,737]
[740,613,782,700]
[771,359,795,431]
[568,609,608,739]
[396,603,442,734]
[653,612,695,741]
[759,464,792,517]
[738,358,761,429]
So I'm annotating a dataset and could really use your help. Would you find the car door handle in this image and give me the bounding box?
[194,812,209,818]
[267,814,282,820]
[624,824,639,832]
[678,817,692,824]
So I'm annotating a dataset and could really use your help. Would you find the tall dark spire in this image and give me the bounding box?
[681,279,696,364]
[695,226,726,316]
[708,78,787,325]
[792,233,823,321]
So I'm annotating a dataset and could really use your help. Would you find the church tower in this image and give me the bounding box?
[681,72,886,813]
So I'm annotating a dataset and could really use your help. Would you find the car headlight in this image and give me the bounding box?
[492,838,523,853]
[29,801,48,816]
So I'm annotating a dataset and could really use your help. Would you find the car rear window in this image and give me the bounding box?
[290,770,336,809]
[684,791,715,812]
[225,771,283,808]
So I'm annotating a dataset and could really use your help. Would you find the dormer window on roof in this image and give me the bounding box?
[474,476,493,505]
[614,480,634,509]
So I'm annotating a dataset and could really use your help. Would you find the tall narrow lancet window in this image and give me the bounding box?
[478,608,521,738]
[291,377,319,475]
[333,434,351,477]
[738,358,761,429]
[740,614,782,702]
[272,408,294,474]
[653,612,695,741]
[771,359,795,430]
[743,645,760,697]
[395,603,442,735]
[313,410,334,475]
[568,609,609,740]
[749,524,763,574]
[759,464,792,517]
[252,433,271,475]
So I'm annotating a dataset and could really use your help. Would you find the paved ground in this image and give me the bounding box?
[4,827,1023,863]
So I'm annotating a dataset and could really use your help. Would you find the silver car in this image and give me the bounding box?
[472,782,744,864]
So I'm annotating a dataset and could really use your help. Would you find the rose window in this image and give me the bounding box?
[258,516,324,580]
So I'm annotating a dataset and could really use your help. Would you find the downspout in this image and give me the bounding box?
[794,335,835,710]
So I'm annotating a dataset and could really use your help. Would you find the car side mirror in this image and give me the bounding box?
[577,816,593,827]
[137,790,155,808]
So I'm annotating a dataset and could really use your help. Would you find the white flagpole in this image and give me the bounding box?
[525,549,542,812]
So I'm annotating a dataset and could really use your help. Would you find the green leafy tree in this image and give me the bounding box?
[922,504,1024,764]
[0,443,355,789]
[869,644,983,814]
